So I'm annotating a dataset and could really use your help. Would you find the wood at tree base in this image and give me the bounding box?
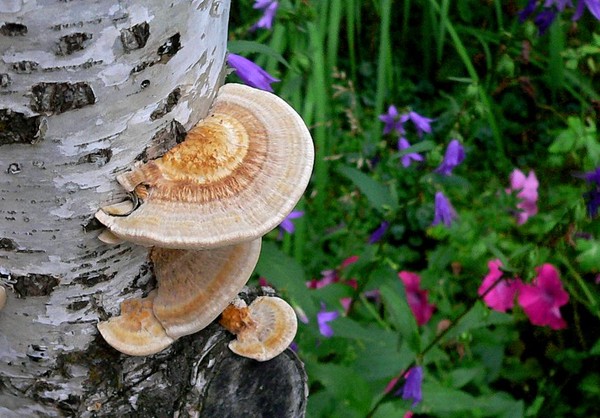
[87,328,307,417]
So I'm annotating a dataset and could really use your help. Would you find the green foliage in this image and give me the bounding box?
[229,1,600,417]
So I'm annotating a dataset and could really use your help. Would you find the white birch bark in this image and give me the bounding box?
[0,2,309,416]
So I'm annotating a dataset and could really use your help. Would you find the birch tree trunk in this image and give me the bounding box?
[0,1,307,416]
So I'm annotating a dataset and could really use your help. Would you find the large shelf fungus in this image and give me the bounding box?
[95,83,313,359]
[151,239,262,339]
[95,83,314,249]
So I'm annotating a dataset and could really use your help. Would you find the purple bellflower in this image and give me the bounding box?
[368,221,389,244]
[400,366,423,407]
[585,189,600,218]
[581,166,600,184]
[435,139,465,176]
[574,0,600,20]
[401,111,434,137]
[432,191,456,227]
[379,105,405,135]
[278,210,304,239]
[317,305,339,338]
[545,0,574,11]
[227,53,279,92]
[519,0,539,21]
[534,9,557,34]
[580,166,600,217]
[252,0,279,30]
[398,137,424,168]
[519,0,599,31]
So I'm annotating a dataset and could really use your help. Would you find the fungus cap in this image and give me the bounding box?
[223,296,298,362]
[97,291,174,356]
[151,238,262,339]
[95,83,314,249]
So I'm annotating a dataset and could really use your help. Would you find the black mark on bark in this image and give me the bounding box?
[0,73,11,87]
[26,344,49,362]
[0,237,19,251]
[72,272,115,288]
[13,273,61,297]
[0,109,43,145]
[12,61,39,73]
[31,82,95,114]
[57,335,121,397]
[131,61,150,74]
[157,33,181,62]
[66,299,89,311]
[136,120,186,162]
[7,162,21,174]
[150,88,181,121]
[120,22,150,52]
[140,79,150,89]
[55,32,92,56]
[77,148,112,167]
[82,217,104,233]
[0,23,27,36]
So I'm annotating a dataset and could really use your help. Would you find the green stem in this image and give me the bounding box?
[556,252,599,317]
[367,271,512,416]
[359,293,392,331]
[426,0,507,166]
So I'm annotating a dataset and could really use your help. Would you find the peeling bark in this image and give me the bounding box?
[1,1,307,416]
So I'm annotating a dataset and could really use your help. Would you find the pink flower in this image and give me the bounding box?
[399,271,435,325]
[518,264,569,330]
[306,256,359,289]
[478,259,523,312]
[341,255,359,268]
[508,169,539,224]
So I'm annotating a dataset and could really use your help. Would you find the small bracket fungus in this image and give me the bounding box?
[0,285,6,311]
[95,83,315,249]
[220,296,298,362]
[151,238,262,339]
[97,291,174,356]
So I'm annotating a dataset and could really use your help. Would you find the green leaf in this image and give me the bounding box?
[255,241,317,315]
[422,381,477,412]
[549,126,576,154]
[380,282,421,353]
[448,367,483,389]
[590,337,600,355]
[308,363,373,416]
[337,165,398,213]
[370,402,409,418]
[475,392,525,418]
[444,302,513,341]
[330,316,392,342]
[576,238,600,273]
[227,40,291,67]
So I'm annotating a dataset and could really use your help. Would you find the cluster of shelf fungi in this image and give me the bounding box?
[93,83,314,360]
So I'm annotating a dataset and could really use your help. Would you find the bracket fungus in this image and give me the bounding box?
[97,291,175,356]
[150,238,262,339]
[95,83,313,358]
[220,296,298,362]
[95,83,314,249]
[97,239,261,355]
